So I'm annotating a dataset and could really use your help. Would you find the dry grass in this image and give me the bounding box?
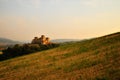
[0,52,2,54]
[0,32,120,80]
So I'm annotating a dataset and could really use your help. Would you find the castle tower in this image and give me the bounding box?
[31,37,39,44]
[41,35,46,45]
[31,35,51,45]
[45,37,50,44]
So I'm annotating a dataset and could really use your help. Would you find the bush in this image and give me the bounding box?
[0,43,59,61]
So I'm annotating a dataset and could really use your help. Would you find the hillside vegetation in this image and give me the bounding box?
[0,32,120,80]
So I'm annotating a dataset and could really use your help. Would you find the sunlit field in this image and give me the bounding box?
[0,32,120,80]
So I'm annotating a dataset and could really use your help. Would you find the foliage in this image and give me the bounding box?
[0,43,59,61]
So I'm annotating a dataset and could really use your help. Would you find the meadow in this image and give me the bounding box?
[0,32,120,80]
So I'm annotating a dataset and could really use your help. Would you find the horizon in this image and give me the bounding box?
[0,0,120,41]
[0,32,119,43]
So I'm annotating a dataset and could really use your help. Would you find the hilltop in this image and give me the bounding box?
[51,39,80,43]
[0,38,22,45]
[0,38,23,51]
[0,32,120,80]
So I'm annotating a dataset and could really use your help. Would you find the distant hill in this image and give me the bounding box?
[0,38,22,45]
[51,39,80,43]
[0,32,120,80]
[0,38,23,50]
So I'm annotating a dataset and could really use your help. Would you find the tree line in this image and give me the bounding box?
[0,43,59,61]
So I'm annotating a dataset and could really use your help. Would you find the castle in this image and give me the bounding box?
[31,35,51,45]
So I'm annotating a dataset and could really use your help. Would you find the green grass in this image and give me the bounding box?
[63,59,102,72]
[0,32,120,80]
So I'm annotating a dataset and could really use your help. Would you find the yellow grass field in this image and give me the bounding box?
[0,52,2,54]
[0,32,120,80]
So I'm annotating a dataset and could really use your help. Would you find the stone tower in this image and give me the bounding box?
[31,35,51,45]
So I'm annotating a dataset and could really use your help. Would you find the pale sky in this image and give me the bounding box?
[0,0,120,41]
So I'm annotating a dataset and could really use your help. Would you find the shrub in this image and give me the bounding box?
[0,43,59,61]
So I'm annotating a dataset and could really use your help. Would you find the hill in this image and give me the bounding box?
[0,38,22,45]
[0,38,22,50]
[51,39,80,43]
[0,32,120,80]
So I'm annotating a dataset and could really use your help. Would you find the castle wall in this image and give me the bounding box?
[31,35,50,45]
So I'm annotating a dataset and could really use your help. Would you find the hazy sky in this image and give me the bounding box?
[0,0,120,41]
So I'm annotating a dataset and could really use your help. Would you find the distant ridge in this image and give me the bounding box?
[0,38,22,45]
[51,39,80,43]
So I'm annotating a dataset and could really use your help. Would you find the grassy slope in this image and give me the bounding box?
[0,32,120,80]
